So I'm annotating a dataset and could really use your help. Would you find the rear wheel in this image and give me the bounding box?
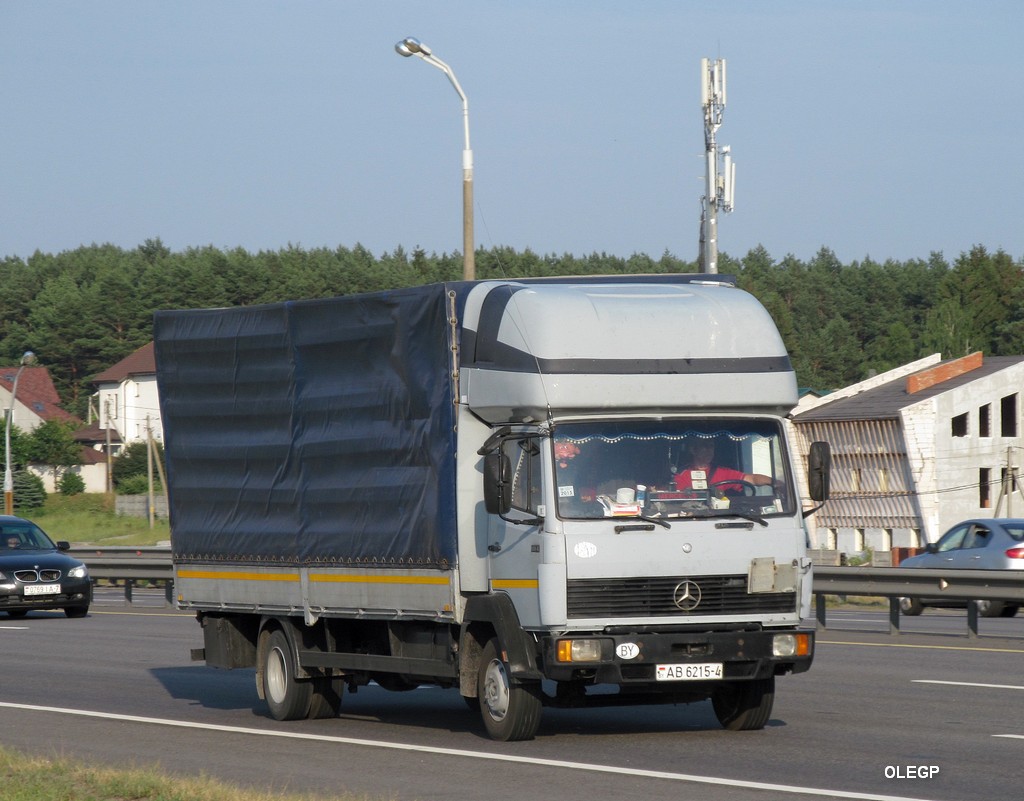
[307,675,344,719]
[1001,605,1019,618]
[262,628,312,721]
[899,597,924,616]
[712,676,775,731]
[477,638,542,741]
[976,600,1007,618]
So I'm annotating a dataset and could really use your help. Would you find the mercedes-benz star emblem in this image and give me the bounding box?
[672,580,702,611]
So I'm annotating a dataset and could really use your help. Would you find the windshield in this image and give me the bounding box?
[553,419,794,521]
[0,521,57,551]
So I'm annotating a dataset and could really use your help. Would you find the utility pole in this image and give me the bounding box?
[699,58,735,274]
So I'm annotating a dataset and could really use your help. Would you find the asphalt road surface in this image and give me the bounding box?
[0,596,1022,801]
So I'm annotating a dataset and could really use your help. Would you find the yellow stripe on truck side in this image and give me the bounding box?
[176,569,450,586]
[310,574,450,585]
[176,569,300,582]
[491,578,539,589]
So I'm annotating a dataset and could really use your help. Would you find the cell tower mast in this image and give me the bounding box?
[699,57,735,274]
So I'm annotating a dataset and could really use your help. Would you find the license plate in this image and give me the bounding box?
[23,584,60,596]
[656,662,724,681]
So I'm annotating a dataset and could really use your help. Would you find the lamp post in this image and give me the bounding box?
[395,36,475,281]
[4,351,36,515]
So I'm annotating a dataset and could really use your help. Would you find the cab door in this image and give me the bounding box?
[486,434,545,625]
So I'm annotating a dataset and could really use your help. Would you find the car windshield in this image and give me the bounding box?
[553,419,793,520]
[1,522,57,551]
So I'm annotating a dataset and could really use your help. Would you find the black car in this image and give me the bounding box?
[0,515,91,618]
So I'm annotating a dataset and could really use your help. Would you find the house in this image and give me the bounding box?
[790,352,1024,554]
[90,341,163,449]
[0,366,78,433]
[0,365,95,491]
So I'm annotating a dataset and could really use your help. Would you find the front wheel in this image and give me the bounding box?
[712,676,775,731]
[262,628,312,721]
[477,638,542,741]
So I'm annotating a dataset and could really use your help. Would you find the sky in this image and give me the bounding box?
[2,1,1022,267]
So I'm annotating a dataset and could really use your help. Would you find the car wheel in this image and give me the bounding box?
[6,609,28,618]
[477,637,542,741]
[898,597,924,616]
[712,676,775,731]
[976,600,1006,618]
[65,605,89,618]
[1000,605,1019,618]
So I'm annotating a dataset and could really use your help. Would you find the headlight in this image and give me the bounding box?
[555,638,604,662]
[67,565,89,579]
[773,632,812,658]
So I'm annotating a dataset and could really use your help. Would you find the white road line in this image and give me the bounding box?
[0,701,939,801]
[913,679,1024,691]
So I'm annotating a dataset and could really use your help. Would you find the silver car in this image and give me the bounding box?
[899,518,1024,617]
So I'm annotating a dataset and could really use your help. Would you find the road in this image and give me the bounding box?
[0,595,1022,801]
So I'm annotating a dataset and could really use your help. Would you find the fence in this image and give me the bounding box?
[72,546,174,606]
[74,549,1024,639]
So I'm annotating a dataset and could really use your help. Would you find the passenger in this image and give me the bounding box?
[673,439,779,494]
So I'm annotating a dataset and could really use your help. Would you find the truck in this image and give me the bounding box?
[154,274,830,741]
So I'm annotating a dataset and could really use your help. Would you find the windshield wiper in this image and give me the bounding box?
[687,509,768,528]
[630,518,671,528]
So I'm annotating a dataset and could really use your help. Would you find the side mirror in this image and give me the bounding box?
[56,541,71,551]
[483,451,512,515]
[807,441,831,502]
[925,542,938,554]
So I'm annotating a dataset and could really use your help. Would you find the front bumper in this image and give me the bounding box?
[0,578,93,613]
[540,626,814,684]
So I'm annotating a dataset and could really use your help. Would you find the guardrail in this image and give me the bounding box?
[812,565,1024,638]
[71,546,175,607]
[71,549,1024,638]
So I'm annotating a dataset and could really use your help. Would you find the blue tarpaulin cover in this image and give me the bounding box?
[154,285,458,568]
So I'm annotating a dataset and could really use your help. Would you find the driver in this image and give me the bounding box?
[673,439,778,494]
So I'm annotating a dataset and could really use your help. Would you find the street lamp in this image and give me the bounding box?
[395,36,475,281]
[4,351,36,515]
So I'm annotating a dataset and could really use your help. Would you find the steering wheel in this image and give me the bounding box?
[709,479,758,497]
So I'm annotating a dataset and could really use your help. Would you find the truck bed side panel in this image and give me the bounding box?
[154,286,458,569]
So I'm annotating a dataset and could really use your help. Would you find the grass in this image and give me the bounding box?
[0,746,392,801]
[22,493,171,546]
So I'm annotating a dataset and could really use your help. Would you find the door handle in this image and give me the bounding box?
[488,543,502,553]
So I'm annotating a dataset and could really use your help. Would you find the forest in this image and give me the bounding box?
[1,238,1021,420]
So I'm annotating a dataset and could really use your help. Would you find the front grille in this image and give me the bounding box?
[566,574,795,618]
[14,569,62,583]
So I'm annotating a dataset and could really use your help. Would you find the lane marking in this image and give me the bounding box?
[0,700,939,801]
[913,679,1024,691]
[819,639,1024,654]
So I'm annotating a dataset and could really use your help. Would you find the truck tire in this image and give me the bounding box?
[262,628,312,721]
[712,676,775,731]
[307,676,344,719]
[477,637,542,741]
